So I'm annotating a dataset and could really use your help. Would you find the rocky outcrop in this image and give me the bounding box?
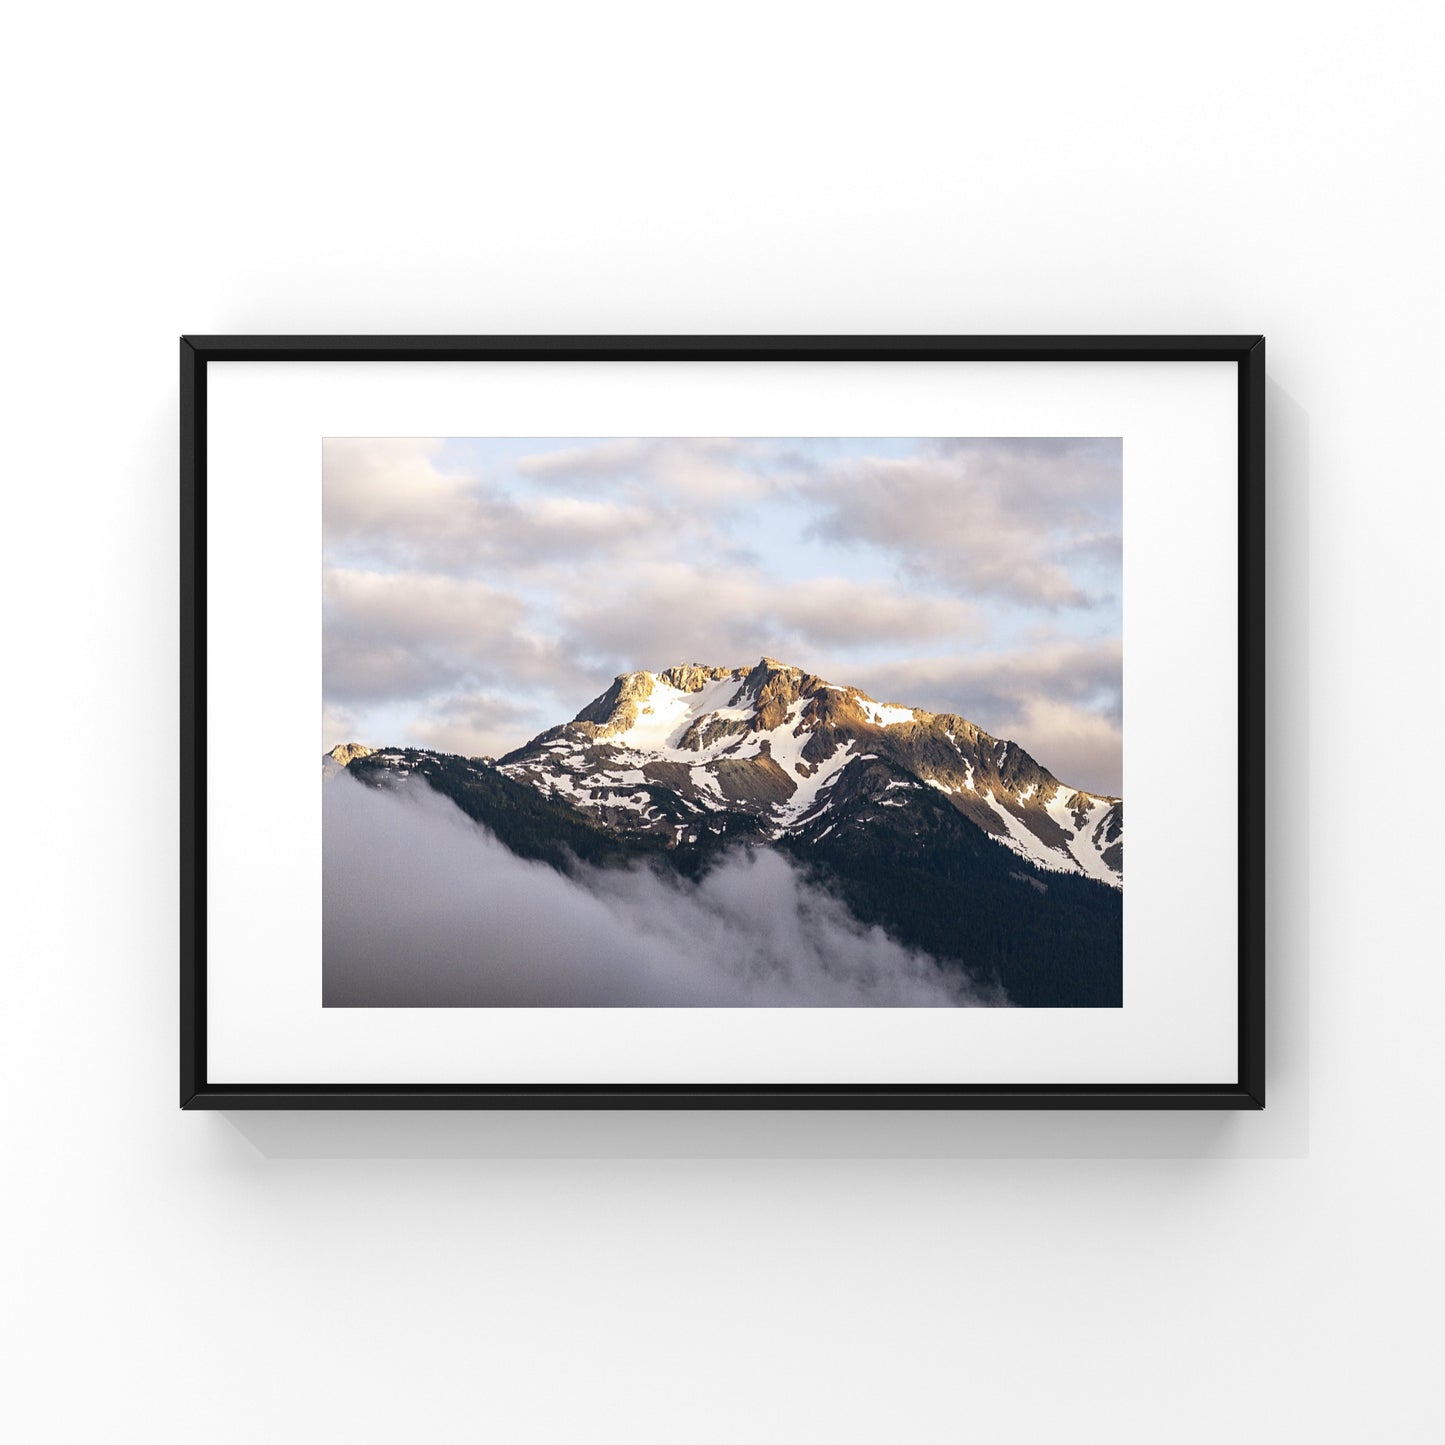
[657,663,740,693]
[712,752,798,804]
[571,670,656,736]
[743,658,824,731]
[679,713,749,751]
[323,742,375,776]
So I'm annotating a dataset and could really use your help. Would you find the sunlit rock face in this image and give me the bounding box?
[322,742,377,777]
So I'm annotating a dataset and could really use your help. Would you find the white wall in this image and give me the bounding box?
[3,3,1439,1441]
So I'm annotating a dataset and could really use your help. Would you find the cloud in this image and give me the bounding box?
[323,437,701,575]
[929,437,1121,507]
[518,437,781,502]
[801,438,1122,608]
[323,568,587,706]
[559,563,982,667]
[996,696,1124,799]
[407,692,550,761]
[322,702,359,752]
[845,640,1124,794]
[323,773,998,1007]
[321,437,457,542]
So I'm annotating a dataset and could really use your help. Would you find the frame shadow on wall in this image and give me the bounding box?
[217,379,1308,1163]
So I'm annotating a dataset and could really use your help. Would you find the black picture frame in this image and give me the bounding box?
[180,334,1265,1110]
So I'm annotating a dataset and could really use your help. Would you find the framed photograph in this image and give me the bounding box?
[181,335,1264,1109]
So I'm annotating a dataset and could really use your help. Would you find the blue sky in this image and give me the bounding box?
[323,436,1124,793]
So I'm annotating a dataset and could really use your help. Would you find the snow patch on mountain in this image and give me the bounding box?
[1043,788,1120,886]
[773,740,857,829]
[613,677,726,751]
[982,790,1078,876]
[763,700,813,777]
[861,700,916,727]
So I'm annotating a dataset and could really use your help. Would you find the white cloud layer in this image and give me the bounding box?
[558,563,984,662]
[324,774,997,1007]
[518,437,780,501]
[801,438,1122,607]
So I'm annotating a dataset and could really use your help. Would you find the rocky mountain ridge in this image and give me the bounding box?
[477,658,1122,887]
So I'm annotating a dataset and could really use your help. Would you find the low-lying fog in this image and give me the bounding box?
[323,773,1001,1008]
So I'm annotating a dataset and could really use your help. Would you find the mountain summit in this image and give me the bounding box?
[493,658,1122,887]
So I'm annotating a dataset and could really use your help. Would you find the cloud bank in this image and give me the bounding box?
[801,438,1122,607]
[323,775,998,1008]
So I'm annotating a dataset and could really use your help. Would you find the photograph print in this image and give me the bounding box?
[322,436,1123,1009]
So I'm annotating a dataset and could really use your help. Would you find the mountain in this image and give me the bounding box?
[496,658,1122,887]
[327,659,1124,1006]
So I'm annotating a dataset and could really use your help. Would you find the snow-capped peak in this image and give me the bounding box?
[483,659,1122,887]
